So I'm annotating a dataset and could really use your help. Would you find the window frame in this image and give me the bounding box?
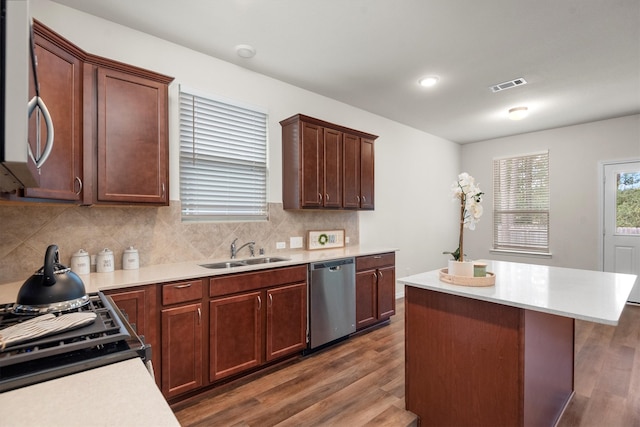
[491,150,551,256]
[179,85,268,222]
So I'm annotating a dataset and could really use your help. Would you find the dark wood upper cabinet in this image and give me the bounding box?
[360,137,375,210]
[14,20,173,206]
[83,54,172,206]
[342,133,361,209]
[22,22,83,201]
[281,114,376,210]
[323,127,343,208]
[92,66,169,204]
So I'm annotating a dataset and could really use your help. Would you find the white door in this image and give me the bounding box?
[603,161,640,303]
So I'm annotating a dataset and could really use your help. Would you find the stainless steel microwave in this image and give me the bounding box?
[0,0,53,192]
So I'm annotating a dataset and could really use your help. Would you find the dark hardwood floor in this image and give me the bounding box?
[173,299,640,427]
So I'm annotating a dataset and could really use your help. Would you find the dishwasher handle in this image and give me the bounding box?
[309,257,355,271]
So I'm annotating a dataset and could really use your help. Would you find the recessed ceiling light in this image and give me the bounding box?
[508,106,529,120]
[235,44,256,59]
[418,76,439,87]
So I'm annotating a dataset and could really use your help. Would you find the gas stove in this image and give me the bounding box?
[0,292,150,392]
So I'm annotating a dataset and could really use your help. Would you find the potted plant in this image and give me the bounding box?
[444,173,484,277]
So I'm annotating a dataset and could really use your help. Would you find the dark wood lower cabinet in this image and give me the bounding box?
[209,292,262,382]
[161,303,203,398]
[209,282,308,382]
[355,253,396,330]
[104,286,159,385]
[266,283,307,362]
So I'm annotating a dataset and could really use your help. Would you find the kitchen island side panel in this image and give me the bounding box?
[405,285,574,427]
[405,286,522,426]
[522,309,574,426]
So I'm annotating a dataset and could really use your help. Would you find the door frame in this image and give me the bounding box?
[598,158,640,271]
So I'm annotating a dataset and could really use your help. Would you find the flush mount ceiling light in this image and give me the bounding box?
[418,76,440,87]
[235,44,256,59]
[508,106,529,120]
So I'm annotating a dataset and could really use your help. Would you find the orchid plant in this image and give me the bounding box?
[443,173,484,263]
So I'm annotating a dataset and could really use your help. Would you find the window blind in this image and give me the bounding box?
[493,151,550,252]
[179,87,267,221]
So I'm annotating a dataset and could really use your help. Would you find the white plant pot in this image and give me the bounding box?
[448,260,475,277]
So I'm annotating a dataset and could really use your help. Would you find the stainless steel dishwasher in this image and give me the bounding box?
[308,257,356,349]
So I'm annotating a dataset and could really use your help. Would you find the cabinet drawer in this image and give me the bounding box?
[162,279,203,305]
[210,265,307,297]
[356,252,395,271]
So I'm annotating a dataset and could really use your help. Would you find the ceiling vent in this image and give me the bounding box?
[490,77,527,93]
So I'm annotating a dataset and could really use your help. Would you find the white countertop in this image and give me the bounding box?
[0,358,180,427]
[398,260,637,325]
[0,246,396,304]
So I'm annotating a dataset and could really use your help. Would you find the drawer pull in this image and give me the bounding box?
[197,307,201,325]
[373,256,382,259]
[174,283,192,289]
[269,293,273,307]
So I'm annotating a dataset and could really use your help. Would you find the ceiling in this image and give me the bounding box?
[50,0,640,144]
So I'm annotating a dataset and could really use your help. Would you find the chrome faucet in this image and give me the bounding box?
[230,238,255,259]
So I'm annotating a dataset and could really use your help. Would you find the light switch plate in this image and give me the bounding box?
[290,236,303,249]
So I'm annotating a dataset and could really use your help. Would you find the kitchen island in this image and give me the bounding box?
[398,260,637,427]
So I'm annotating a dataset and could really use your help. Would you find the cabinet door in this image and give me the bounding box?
[266,283,307,362]
[95,68,168,204]
[342,133,361,209]
[210,292,262,382]
[323,128,342,208]
[24,30,83,200]
[356,269,378,330]
[105,286,160,385]
[360,137,375,209]
[300,122,323,207]
[161,303,203,398]
[377,266,396,320]
[107,289,147,336]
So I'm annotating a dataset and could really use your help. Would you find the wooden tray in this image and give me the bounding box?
[439,268,496,287]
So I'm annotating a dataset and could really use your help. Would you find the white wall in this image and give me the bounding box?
[461,114,640,270]
[32,0,461,296]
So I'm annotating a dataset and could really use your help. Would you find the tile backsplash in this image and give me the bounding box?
[0,201,358,284]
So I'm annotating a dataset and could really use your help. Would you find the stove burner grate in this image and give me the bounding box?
[0,293,130,366]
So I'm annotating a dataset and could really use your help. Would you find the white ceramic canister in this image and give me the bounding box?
[70,249,91,275]
[122,246,139,270]
[96,248,115,273]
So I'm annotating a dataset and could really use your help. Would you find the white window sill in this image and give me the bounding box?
[489,249,552,258]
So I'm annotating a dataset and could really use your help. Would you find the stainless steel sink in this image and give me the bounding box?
[200,261,248,269]
[200,257,290,269]
[241,257,290,265]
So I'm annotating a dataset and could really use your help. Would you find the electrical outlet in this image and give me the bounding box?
[345,236,350,244]
[276,241,286,249]
[290,236,303,249]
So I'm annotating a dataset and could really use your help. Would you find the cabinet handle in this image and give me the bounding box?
[373,272,377,280]
[74,177,82,195]
[325,193,329,201]
[175,283,192,289]
[197,307,201,325]
[357,195,360,202]
[362,195,366,203]
[162,183,166,198]
[373,256,382,259]
[268,293,273,307]
[257,295,261,310]
[318,193,323,202]
[379,271,384,280]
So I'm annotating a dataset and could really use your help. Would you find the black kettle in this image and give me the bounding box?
[14,245,89,314]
